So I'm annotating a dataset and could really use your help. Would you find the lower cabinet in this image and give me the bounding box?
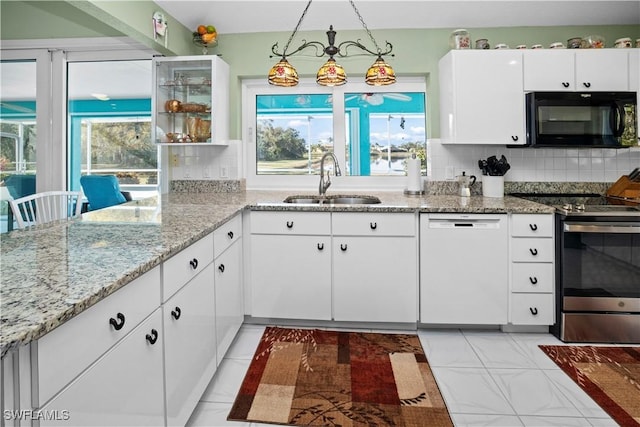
[251,234,332,320]
[509,214,555,326]
[163,263,217,427]
[333,213,418,323]
[249,211,418,323]
[214,232,244,363]
[40,309,165,426]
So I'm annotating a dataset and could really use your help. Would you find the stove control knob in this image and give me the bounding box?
[562,203,573,211]
[576,203,585,211]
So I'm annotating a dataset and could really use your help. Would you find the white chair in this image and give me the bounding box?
[9,191,83,229]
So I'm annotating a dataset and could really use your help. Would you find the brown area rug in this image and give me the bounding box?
[539,345,640,427]
[228,327,453,426]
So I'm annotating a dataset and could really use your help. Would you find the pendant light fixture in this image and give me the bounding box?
[268,0,395,87]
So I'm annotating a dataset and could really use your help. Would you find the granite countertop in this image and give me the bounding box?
[0,189,553,357]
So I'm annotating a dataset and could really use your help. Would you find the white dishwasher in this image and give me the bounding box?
[420,213,509,325]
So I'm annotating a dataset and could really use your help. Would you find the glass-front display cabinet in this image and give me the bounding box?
[152,55,229,145]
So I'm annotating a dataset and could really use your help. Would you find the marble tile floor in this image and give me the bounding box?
[186,324,619,427]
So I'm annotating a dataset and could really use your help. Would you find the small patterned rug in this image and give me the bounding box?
[228,327,453,426]
[539,345,640,427]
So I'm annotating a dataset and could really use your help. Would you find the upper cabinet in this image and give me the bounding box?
[152,55,229,145]
[439,50,525,145]
[523,49,630,92]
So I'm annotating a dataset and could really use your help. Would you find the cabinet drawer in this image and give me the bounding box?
[510,293,554,325]
[40,309,164,426]
[511,238,554,262]
[163,233,214,301]
[250,211,330,235]
[511,263,554,293]
[511,214,553,237]
[37,266,160,406]
[332,212,415,236]
[214,213,242,258]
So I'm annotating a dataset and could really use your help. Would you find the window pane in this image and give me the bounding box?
[256,94,333,175]
[67,60,155,198]
[1,60,37,233]
[344,92,426,176]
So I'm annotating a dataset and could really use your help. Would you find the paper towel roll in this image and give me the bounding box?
[406,157,422,192]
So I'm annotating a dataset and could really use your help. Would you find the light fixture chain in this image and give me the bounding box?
[349,0,381,54]
[282,0,314,55]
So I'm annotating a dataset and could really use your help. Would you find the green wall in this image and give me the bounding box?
[1,1,637,138]
[212,25,639,138]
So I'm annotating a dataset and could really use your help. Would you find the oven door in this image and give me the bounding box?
[559,219,640,343]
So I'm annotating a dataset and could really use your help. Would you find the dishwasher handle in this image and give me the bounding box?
[429,219,501,229]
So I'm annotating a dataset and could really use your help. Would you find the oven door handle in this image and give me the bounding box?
[564,222,640,234]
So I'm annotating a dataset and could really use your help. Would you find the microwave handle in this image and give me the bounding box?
[611,103,624,137]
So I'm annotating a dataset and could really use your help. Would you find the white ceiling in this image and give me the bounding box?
[155,0,640,35]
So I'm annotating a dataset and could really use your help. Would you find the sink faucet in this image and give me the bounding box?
[319,152,342,196]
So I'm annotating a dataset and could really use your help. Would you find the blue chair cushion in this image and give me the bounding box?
[5,174,36,199]
[80,175,127,210]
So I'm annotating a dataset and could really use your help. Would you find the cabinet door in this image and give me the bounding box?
[40,310,164,427]
[575,50,629,91]
[441,50,524,144]
[215,239,244,363]
[37,266,161,406]
[523,50,575,91]
[333,236,417,322]
[251,234,331,320]
[152,55,229,145]
[164,263,217,427]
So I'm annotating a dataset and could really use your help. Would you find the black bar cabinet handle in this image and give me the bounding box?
[511,135,518,142]
[109,312,125,330]
[227,231,234,239]
[218,264,225,273]
[370,222,377,230]
[340,244,348,252]
[529,224,538,231]
[286,221,294,229]
[583,82,591,88]
[562,82,569,88]
[171,307,181,320]
[529,277,538,285]
[317,243,324,251]
[529,307,538,316]
[529,248,538,256]
[146,329,158,344]
[190,258,199,269]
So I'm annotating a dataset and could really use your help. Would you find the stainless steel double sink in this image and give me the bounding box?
[283,195,381,205]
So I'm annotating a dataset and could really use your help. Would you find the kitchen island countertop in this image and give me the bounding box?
[0,190,553,357]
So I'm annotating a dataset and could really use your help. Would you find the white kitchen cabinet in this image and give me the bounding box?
[152,55,229,145]
[214,214,244,363]
[439,50,525,145]
[524,49,630,92]
[40,309,165,427]
[164,263,217,427]
[250,211,332,320]
[36,266,161,407]
[163,233,215,301]
[509,214,555,326]
[332,213,417,323]
[420,214,509,324]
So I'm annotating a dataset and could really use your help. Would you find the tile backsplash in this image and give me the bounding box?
[428,139,640,182]
[168,140,243,181]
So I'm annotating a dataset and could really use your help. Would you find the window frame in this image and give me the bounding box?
[243,77,427,190]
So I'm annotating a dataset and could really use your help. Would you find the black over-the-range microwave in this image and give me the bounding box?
[525,91,637,148]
